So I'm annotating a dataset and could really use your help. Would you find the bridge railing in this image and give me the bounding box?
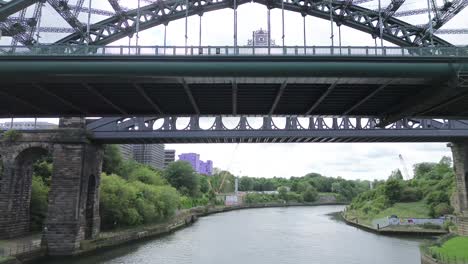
[1,45,467,57]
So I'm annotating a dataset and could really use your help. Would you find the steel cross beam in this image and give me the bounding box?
[382,0,406,22]
[54,0,453,47]
[415,0,468,44]
[83,83,128,115]
[269,81,288,115]
[0,0,39,21]
[133,83,163,114]
[85,116,468,143]
[32,83,89,115]
[232,80,238,115]
[180,78,200,115]
[343,81,391,115]
[305,81,338,115]
[0,89,50,115]
[47,0,85,36]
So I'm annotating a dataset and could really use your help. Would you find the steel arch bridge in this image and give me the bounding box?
[0,0,466,48]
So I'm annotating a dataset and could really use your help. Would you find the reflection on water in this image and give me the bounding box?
[35,206,430,264]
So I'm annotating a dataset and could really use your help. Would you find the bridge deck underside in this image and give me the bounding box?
[0,56,467,118]
[0,79,435,116]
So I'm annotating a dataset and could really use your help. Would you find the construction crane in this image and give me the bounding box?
[399,154,411,180]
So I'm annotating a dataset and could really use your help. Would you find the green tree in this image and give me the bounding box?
[303,186,319,202]
[389,169,403,180]
[163,161,199,197]
[199,176,210,193]
[239,177,254,191]
[30,176,49,231]
[102,145,123,174]
[128,165,165,185]
[383,178,403,203]
[278,186,288,201]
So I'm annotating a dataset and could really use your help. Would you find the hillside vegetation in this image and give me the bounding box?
[347,156,455,225]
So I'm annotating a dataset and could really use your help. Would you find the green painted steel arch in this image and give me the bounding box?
[55,0,452,47]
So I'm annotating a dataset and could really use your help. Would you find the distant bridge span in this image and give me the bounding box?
[86,116,468,143]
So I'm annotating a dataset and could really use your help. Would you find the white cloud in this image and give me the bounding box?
[167,142,452,180]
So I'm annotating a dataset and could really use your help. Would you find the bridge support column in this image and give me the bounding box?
[42,117,104,256]
[0,142,51,239]
[449,141,468,236]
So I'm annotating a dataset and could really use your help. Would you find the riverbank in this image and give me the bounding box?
[1,202,346,264]
[342,212,448,236]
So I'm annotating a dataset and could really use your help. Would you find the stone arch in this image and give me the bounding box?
[0,143,52,238]
[85,174,97,239]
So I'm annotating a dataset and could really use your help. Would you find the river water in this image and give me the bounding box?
[36,205,430,264]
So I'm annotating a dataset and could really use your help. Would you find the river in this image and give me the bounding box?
[36,205,430,264]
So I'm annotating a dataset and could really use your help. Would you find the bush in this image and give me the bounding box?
[431,203,454,217]
[287,192,304,203]
[100,173,180,229]
[244,193,277,204]
[128,166,166,186]
[2,130,21,142]
[400,187,423,202]
[30,176,49,231]
[442,221,456,231]
[303,186,319,202]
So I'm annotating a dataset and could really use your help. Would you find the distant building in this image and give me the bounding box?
[164,149,175,168]
[247,28,276,46]
[0,121,57,130]
[118,144,165,170]
[119,144,134,161]
[178,153,213,176]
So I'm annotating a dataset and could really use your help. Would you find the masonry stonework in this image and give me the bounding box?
[450,141,468,236]
[0,125,103,256]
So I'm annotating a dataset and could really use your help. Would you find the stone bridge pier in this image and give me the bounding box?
[450,141,468,235]
[0,118,103,256]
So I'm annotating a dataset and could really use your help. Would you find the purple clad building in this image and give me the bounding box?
[178,153,213,176]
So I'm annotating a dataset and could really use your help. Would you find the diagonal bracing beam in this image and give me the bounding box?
[0,89,50,115]
[47,0,85,35]
[343,81,391,115]
[382,0,406,23]
[83,83,128,115]
[179,78,200,115]
[133,83,163,114]
[0,0,39,21]
[305,81,339,115]
[269,80,288,115]
[33,83,89,115]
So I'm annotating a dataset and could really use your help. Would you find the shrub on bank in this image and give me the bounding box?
[100,173,180,229]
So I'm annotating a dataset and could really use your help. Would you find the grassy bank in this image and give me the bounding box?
[345,201,431,227]
[430,236,468,260]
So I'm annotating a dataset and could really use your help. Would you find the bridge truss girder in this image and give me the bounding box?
[87,116,468,143]
[55,0,452,47]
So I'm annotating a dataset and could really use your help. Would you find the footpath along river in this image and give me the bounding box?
[35,205,430,264]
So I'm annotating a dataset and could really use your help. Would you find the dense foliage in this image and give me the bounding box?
[100,173,179,229]
[239,173,369,203]
[349,156,456,219]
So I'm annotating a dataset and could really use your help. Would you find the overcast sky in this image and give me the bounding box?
[1,0,466,180]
